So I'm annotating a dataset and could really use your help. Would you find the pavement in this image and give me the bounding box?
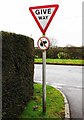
[34,64,83,119]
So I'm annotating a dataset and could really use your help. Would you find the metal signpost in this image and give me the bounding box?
[37,36,50,112]
[42,48,46,113]
[29,4,59,113]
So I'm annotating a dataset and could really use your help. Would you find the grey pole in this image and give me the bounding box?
[42,33,46,113]
[42,49,46,113]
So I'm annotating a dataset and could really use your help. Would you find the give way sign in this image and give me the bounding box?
[29,4,59,34]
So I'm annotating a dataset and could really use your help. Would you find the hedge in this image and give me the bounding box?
[2,31,34,119]
[35,46,83,59]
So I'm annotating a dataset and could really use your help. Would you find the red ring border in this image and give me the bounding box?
[37,36,50,50]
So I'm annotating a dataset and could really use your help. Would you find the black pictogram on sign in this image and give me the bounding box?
[37,36,50,50]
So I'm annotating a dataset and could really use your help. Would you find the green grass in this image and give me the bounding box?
[35,58,84,65]
[19,83,65,119]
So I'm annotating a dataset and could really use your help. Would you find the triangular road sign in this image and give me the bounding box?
[29,4,59,34]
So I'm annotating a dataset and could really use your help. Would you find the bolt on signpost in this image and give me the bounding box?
[29,4,59,113]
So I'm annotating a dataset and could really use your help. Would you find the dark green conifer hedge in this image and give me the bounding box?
[2,31,34,118]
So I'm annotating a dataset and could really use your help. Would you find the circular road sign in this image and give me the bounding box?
[37,36,50,50]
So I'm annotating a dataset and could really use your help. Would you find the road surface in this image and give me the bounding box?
[34,64,83,119]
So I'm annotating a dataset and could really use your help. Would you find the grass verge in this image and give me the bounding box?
[35,58,84,65]
[19,83,65,119]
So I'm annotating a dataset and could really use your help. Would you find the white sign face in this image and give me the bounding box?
[37,36,50,50]
[33,8,54,30]
[29,4,59,34]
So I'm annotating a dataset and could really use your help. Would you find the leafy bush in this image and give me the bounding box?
[35,47,83,59]
[57,52,70,59]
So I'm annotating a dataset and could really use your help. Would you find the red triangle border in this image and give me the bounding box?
[29,4,59,34]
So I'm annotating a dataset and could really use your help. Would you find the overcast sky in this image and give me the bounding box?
[0,0,83,47]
